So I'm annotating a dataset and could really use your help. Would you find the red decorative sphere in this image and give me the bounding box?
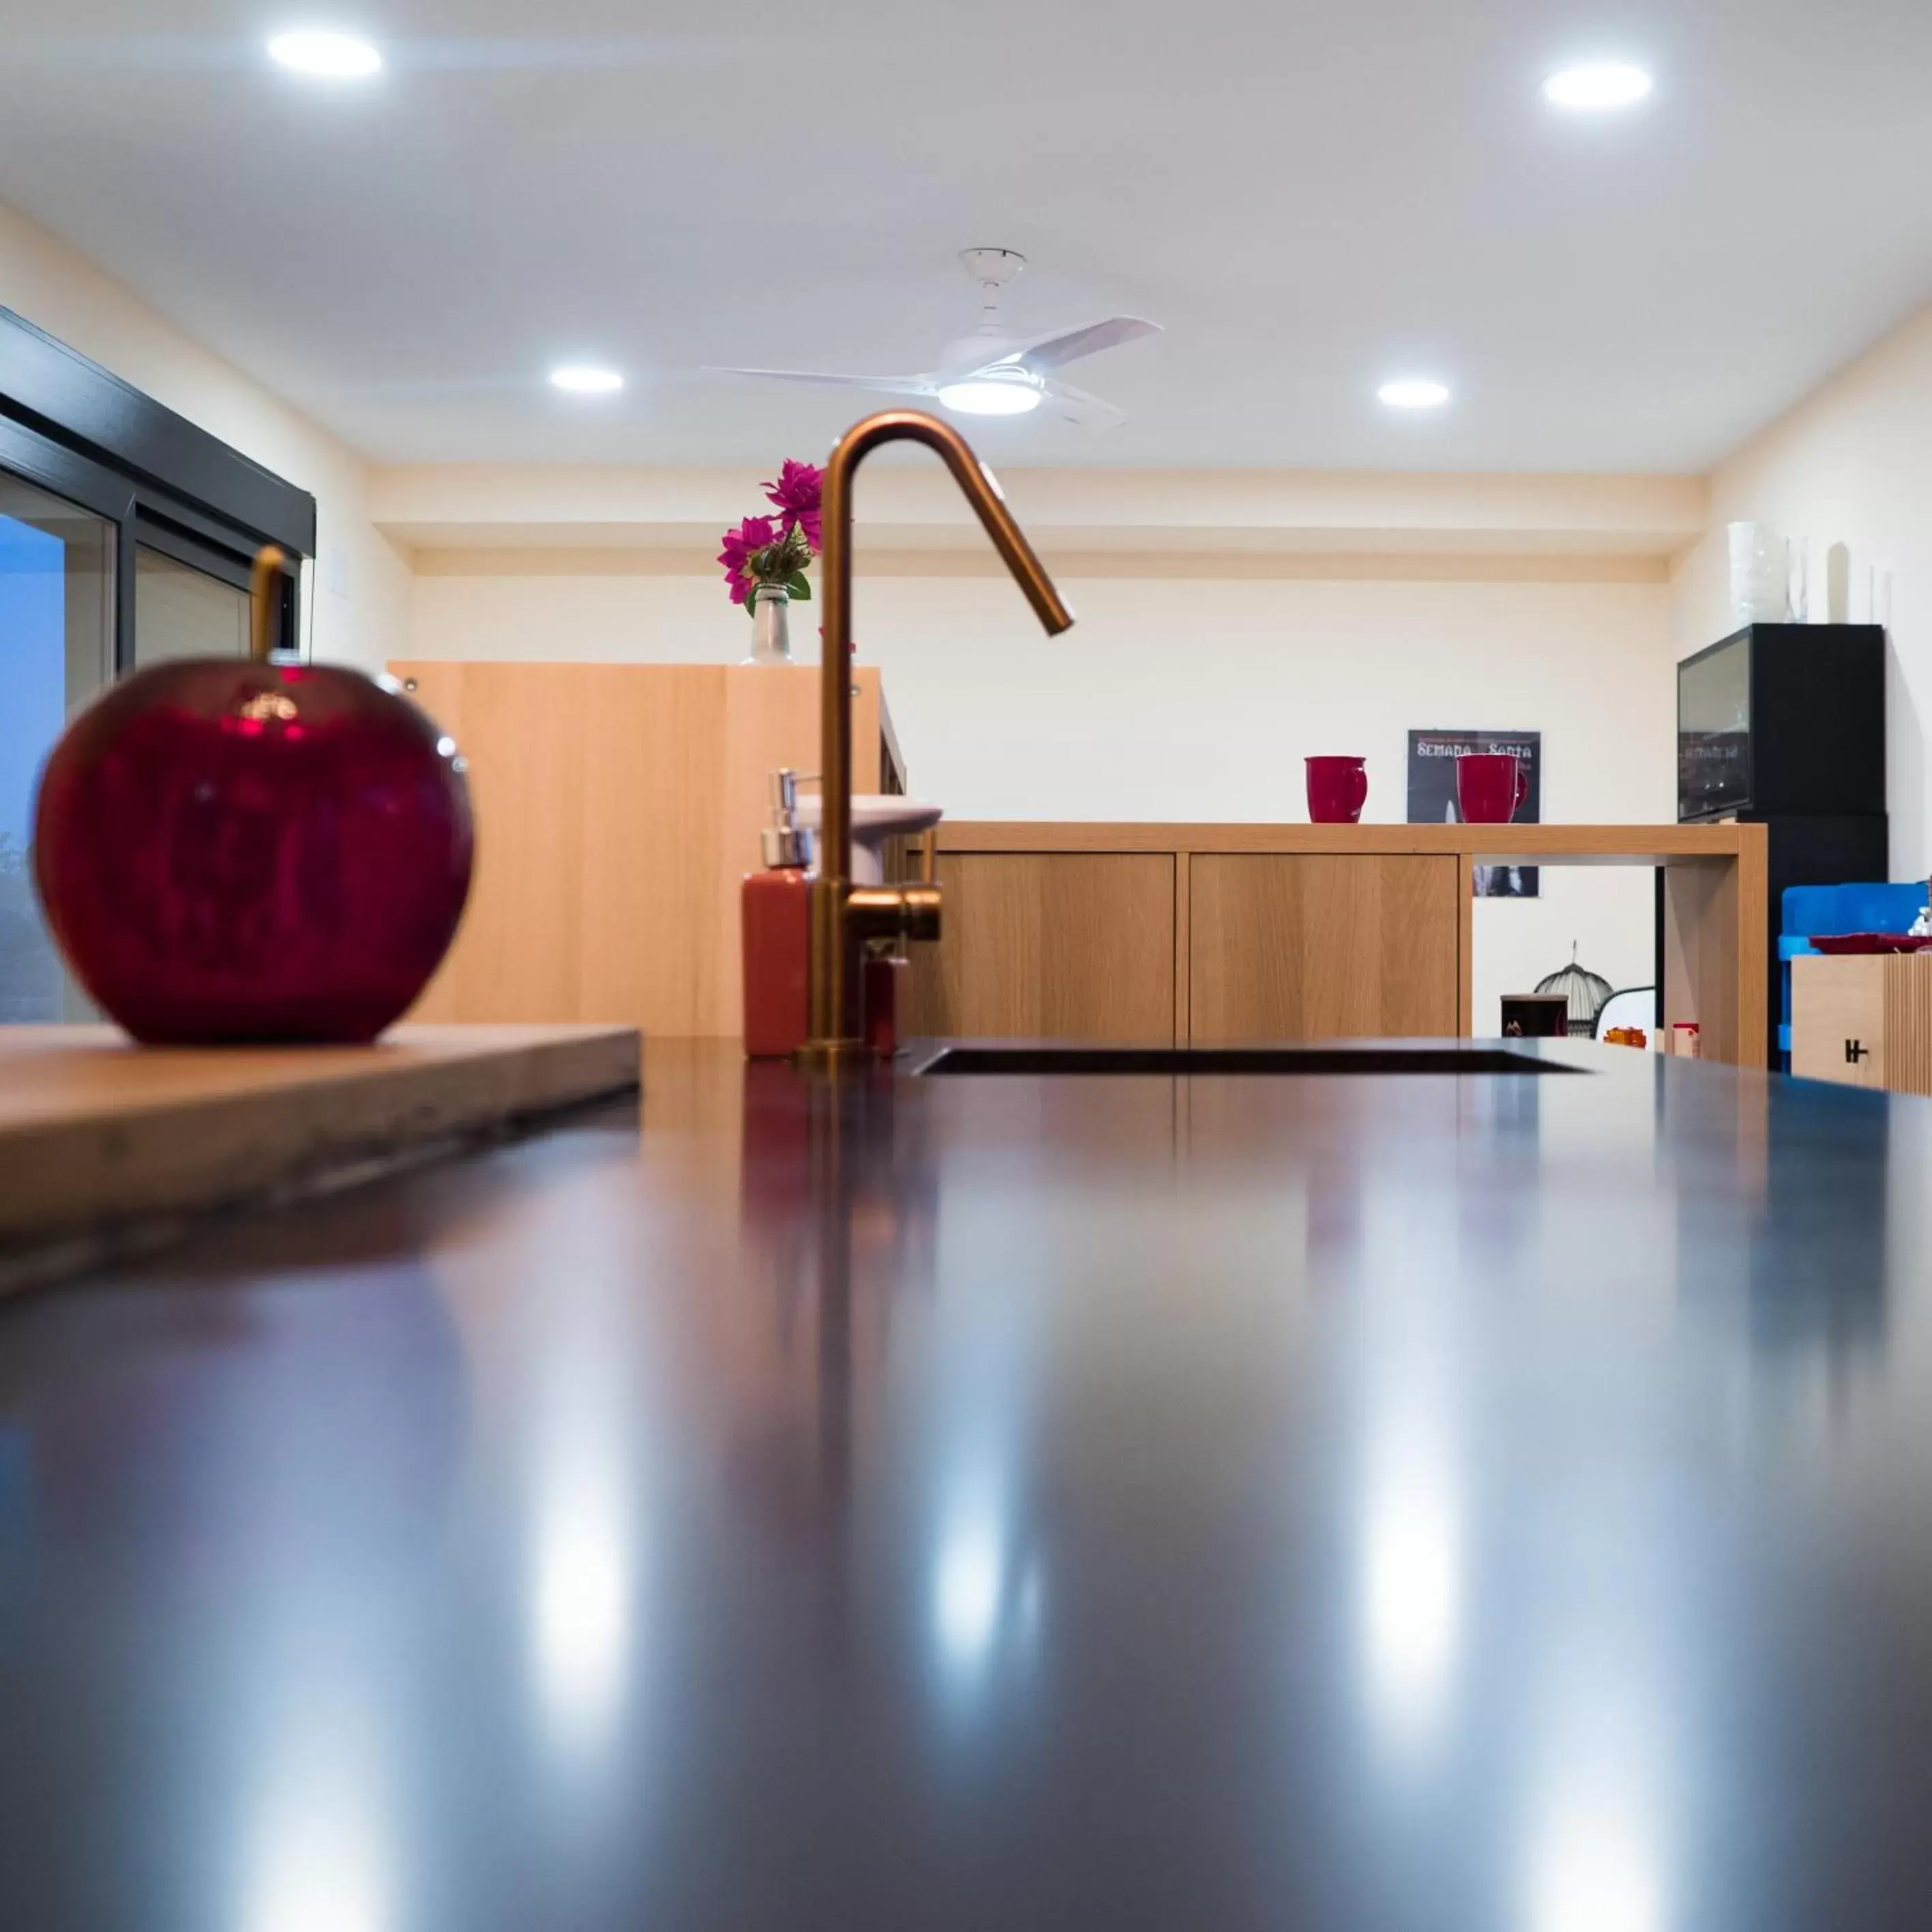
[33,660,473,1044]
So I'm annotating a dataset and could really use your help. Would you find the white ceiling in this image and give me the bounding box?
[3,0,1931,473]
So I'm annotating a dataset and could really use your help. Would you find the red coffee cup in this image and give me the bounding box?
[1306,755,1368,824]
[1456,752,1528,824]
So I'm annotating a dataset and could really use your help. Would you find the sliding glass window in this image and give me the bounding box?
[0,473,114,1020]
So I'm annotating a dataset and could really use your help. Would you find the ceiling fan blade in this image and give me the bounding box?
[1043,380,1128,430]
[978,316,1161,377]
[705,366,940,396]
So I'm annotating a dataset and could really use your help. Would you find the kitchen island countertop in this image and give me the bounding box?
[0,1038,1926,1931]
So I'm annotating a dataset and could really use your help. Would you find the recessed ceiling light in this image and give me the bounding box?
[1542,63,1652,111]
[549,366,625,394]
[937,370,1044,416]
[1378,379,1451,409]
[268,30,382,78]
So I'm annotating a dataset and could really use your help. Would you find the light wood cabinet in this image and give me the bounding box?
[1188,854,1461,1041]
[392,662,899,1036]
[1791,952,1932,1094]
[920,823,1768,1065]
[905,853,1176,1043]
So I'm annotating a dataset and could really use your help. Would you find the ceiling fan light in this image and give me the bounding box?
[550,365,625,394]
[937,375,1043,416]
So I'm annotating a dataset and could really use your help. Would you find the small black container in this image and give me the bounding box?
[1499,994,1571,1039]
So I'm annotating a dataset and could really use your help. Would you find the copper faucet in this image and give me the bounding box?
[800,411,1072,1068]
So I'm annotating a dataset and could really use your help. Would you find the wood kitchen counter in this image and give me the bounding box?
[911,821,1768,1066]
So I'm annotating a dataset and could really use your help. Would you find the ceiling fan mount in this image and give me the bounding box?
[959,246,1027,287]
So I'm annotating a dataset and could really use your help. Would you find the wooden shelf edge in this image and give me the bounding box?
[937,822,1749,862]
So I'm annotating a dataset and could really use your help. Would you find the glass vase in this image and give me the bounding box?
[748,586,792,666]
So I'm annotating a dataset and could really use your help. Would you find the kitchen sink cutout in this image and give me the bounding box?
[915,1046,1587,1077]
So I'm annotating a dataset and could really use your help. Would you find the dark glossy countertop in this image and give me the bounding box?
[3,1039,1929,1931]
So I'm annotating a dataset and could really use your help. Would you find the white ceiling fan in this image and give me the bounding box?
[708,248,1160,429]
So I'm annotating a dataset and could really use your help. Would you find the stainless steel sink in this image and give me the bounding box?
[914,1044,1585,1077]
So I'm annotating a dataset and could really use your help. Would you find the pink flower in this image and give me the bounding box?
[718,514,778,605]
[763,458,823,552]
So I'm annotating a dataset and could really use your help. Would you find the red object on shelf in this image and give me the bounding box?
[1455,752,1529,825]
[33,660,473,1044]
[1306,756,1368,824]
[742,866,812,1057]
[864,952,908,1058]
[1809,932,1932,954]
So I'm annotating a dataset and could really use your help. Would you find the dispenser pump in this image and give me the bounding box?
[760,768,810,870]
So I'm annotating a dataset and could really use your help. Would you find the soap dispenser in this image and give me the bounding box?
[742,769,813,1057]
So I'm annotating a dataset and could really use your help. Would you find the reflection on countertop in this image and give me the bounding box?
[0,1040,1928,1931]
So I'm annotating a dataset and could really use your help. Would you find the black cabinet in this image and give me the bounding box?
[1673,624,1890,1066]
[1678,624,1886,823]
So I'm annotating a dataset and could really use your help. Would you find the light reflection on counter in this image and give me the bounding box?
[533,1441,635,1755]
[1350,1173,1467,1760]
[238,1695,395,1932]
[1515,1592,1677,1932]
[1523,1781,1667,1932]
[1360,1433,1461,1753]
[935,1502,1006,1667]
[522,1245,644,1764]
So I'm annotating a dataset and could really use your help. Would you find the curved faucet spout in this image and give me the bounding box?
[804,411,1073,1066]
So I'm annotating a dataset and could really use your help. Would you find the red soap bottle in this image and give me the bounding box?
[742,770,813,1059]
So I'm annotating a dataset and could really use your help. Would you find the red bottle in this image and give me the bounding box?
[864,950,908,1058]
[742,770,813,1058]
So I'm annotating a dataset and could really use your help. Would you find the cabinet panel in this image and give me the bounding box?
[1190,854,1460,1042]
[1790,952,1932,1095]
[392,662,884,1035]
[905,853,1175,1043]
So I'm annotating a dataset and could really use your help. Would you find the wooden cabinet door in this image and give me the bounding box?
[905,853,1175,1043]
[1789,955,1888,1089]
[1189,854,1460,1042]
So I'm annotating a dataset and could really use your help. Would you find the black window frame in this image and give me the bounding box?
[0,305,314,669]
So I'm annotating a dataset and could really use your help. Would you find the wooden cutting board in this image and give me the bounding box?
[0,1023,641,1286]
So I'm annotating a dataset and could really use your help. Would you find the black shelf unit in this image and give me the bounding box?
[1669,624,1888,1067]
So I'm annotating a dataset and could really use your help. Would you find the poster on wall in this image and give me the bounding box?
[1406,729,1542,898]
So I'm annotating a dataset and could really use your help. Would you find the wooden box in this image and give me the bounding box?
[1790,952,1932,1094]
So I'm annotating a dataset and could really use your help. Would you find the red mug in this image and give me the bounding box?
[1456,752,1528,825]
[1306,755,1368,824]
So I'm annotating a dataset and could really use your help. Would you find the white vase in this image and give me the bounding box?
[748,585,792,665]
[1727,521,1789,625]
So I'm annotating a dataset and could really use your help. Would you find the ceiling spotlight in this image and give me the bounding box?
[549,366,625,395]
[268,31,383,77]
[1542,63,1653,111]
[937,370,1044,417]
[1378,379,1450,409]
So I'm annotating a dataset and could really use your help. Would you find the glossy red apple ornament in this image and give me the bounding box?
[33,549,473,1044]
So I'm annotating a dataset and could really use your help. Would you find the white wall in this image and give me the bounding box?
[410,558,1675,1030]
[1673,296,1932,879]
[0,196,409,670]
